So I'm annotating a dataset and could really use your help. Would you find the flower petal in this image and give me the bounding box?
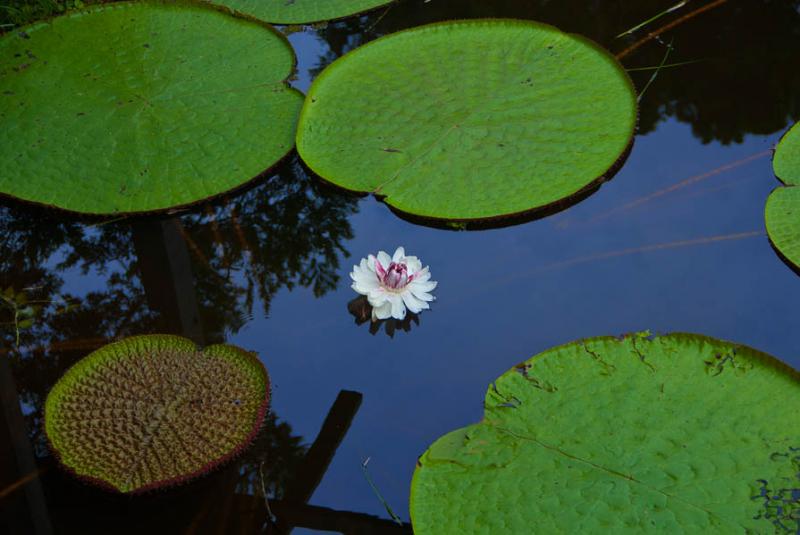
[405,256,422,274]
[410,279,437,293]
[351,282,367,295]
[352,259,377,285]
[361,257,372,272]
[411,267,431,283]
[389,294,406,320]
[358,272,379,285]
[350,265,364,281]
[413,292,434,303]
[367,288,388,308]
[354,263,375,279]
[409,284,435,301]
[377,250,392,269]
[392,246,406,263]
[372,301,392,321]
[353,273,379,293]
[350,258,367,281]
[401,290,428,314]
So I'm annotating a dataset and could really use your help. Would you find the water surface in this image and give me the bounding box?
[2,1,800,533]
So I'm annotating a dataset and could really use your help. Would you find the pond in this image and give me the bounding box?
[2,0,800,533]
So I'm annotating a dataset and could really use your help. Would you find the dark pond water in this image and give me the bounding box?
[3,1,800,533]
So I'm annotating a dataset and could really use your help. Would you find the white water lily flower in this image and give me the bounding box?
[350,246,437,321]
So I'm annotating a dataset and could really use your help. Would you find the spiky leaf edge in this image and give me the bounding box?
[43,334,271,494]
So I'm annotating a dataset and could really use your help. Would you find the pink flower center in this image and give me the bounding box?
[376,261,412,290]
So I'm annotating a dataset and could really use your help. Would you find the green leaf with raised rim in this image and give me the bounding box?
[212,0,394,24]
[767,121,800,271]
[774,122,800,186]
[297,19,637,223]
[411,333,800,533]
[0,1,302,215]
[44,335,270,493]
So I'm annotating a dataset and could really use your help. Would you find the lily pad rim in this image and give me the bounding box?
[0,135,304,220]
[0,0,305,218]
[772,120,800,187]
[43,334,271,494]
[764,185,800,276]
[410,330,800,524]
[498,331,800,384]
[384,142,633,231]
[296,17,639,226]
[15,0,299,37]
[767,121,800,274]
[201,0,398,25]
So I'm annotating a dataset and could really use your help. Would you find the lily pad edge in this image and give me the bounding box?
[409,330,800,526]
[296,18,639,228]
[201,0,398,25]
[0,0,305,218]
[765,122,800,274]
[764,187,800,276]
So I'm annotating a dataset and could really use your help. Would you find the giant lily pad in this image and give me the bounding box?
[0,1,303,215]
[213,0,394,24]
[297,20,637,223]
[766,121,800,271]
[44,335,270,493]
[411,333,800,533]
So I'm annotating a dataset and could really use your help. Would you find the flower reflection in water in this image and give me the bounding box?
[347,295,421,338]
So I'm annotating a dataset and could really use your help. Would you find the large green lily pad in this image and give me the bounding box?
[411,333,800,533]
[213,0,394,24]
[44,335,270,493]
[766,122,800,271]
[297,20,637,223]
[0,1,302,215]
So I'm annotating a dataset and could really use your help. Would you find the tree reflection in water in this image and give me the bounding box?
[0,155,403,533]
[309,0,800,145]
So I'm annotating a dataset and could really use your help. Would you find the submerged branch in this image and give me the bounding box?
[588,150,771,224]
